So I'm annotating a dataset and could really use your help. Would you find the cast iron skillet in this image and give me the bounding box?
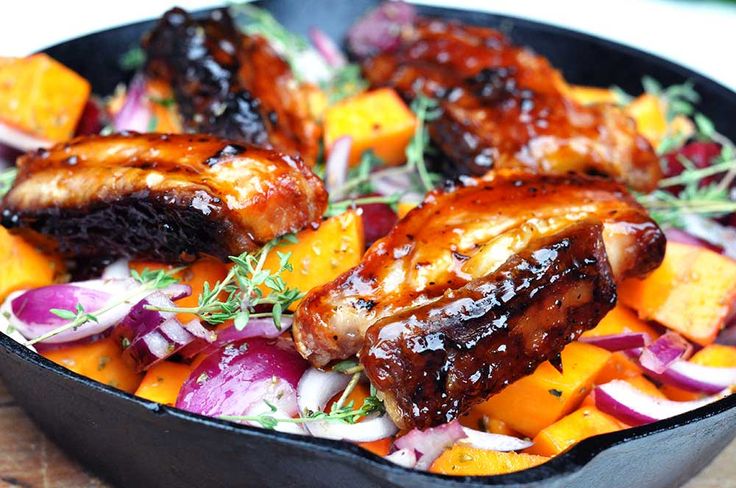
[1,1,735,487]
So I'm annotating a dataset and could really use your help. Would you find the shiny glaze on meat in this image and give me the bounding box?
[1,133,327,262]
[362,223,616,429]
[362,19,661,191]
[292,170,665,367]
[144,8,320,163]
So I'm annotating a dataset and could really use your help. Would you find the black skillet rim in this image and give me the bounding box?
[2,2,736,485]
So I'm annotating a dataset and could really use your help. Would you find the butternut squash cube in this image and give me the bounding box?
[324,88,416,166]
[0,54,90,142]
[430,444,548,476]
[619,242,736,346]
[474,342,611,437]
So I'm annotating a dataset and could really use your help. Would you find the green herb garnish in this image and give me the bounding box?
[119,46,146,71]
[27,269,180,346]
[0,167,17,198]
[146,234,302,330]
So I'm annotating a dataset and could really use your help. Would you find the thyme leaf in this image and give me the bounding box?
[0,167,17,198]
[145,235,302,330]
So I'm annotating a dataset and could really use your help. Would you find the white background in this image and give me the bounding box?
[0,0,734,91]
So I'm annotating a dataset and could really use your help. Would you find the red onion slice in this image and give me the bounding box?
[347,1,417,58]
[640,358,736,394]
[639,332,692,374]
[308,27,347,68]
[579,332,651,352]
[384,448,417,468]
[179,317,291,359]
[4,279,135,344]
[594,380,730,426]
[177,338,308,430]
[101,259,131,280]
[296,368,398,442]
[325,136,351,199]
[113,74,152,132]
[459,427,532,452]
[394,420,467,470]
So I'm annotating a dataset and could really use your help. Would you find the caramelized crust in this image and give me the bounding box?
[292,170,664,367]
[144,8,320,164]
[1,133,327,262]
[362,19,661,191]
[362,223,616,429]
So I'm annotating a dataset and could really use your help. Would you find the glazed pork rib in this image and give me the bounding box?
[292,170,665,368]
[1,133,327,262]
[362,223,616,429]
[144,8,321,164]
[361,18,661,191]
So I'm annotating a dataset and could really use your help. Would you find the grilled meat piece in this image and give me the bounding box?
[144,8,320,163]
[292,170,665,367]
[361,18,661,191]
[1,133,327,262]
[362,223,616,429]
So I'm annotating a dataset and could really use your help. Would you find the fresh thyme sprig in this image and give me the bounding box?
[637,123,736,228]
[330,95,442,202]
[230,2,368,103]
[146,235,302,330]
[0,167,17,198]
[27,269,179,346]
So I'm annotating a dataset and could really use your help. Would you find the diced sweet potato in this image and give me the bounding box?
[581,305,659,339]
[595,352,643,384]
[260,210,364,309]
[324,88,416,166]
[358,437,392,457]
[396,201,417,219]
[42,337,142,393]
[527,406,625,456]
[619,242,736,346]
[145,79,182,133]
[134,361,192,405]
[568,85,618,106]
[0,226,59,301]
[173,257,229,323]
[430,444,548,476]
[0,54,90,142]
[625,93,693,148]
[474,342,611,437]
[690,344,736,367]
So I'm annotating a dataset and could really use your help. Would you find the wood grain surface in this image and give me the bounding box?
[0,379,732,488]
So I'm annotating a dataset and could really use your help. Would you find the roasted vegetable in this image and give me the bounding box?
[620,242,736,346]
[324,88,416,166]
[0,54,90,144]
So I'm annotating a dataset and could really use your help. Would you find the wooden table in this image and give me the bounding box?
[0,379,733,488]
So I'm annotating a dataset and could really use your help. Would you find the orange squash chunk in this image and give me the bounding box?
[0,54,90,142]
[0,227,59,301]
[134,361,192,405]
[324,88,417,166]
[527,407,625,457]
[581,305,659,339]
[619,242,736,346]
[474,342,611,438]
[430,444,548,476]
[568,85,618,106]
[690,344,736,367]
[260,210,364,309]
[42,337,142,393]
[358,437,392,457]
